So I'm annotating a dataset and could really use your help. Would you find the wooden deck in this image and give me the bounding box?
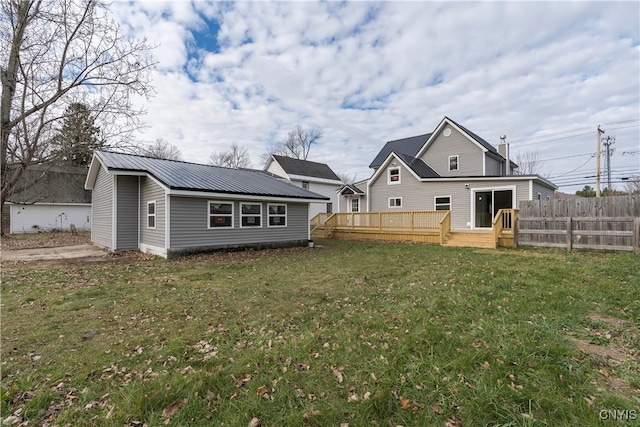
[311,210,518,249]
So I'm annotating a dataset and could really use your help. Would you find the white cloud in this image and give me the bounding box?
[109,0,639,192]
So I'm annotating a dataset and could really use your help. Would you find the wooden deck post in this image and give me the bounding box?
[634,216,640,255]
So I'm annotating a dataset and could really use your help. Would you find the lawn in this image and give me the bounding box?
[1,239,639,426]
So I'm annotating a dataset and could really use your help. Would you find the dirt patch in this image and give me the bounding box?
[0,231,90,250]
[567,312,639,399]
[566,336,630,364]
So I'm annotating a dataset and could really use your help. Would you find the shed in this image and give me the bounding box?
[85,151,329,258]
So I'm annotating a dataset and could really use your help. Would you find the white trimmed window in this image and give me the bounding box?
[435,196,451,211]
[388,197,402,208]
[241,203,261,227]
[209,201,233,228]
[388,167,401,184]
[147,201,156,229]
[302,181,309,190]
[449,155,459,171]
[351,198,359,213]
[268,204,287,227]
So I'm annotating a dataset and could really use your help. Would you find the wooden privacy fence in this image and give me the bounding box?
[516,196,640,253]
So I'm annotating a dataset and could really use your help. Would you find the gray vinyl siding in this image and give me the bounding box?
[420,126,484,177]
[485,156,502,176]
[115,175,139,249]
[91,165,113,249]
[532,182,555,201]
[370,163,428,212]
[140,177,166,249]
[369,171,537,228]
[169,197,309,249]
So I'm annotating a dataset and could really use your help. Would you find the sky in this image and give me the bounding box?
[110,0,640,194]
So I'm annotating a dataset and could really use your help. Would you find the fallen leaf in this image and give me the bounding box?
[430,404,444,414]
[400,397,413,411]
[363,391,372,400]
[232,373,252,387]
[598,369,610,378]
[332,368,344,383]
[256,385,269,397]
[248,417,260,427]
[162,400,183,418]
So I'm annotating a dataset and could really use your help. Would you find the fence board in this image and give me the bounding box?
[517,196,640,253]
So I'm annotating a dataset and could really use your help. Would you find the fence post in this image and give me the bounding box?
[566,217,572,251]
[378,212,382,230]
[513,217,518,248]
[634,217,640,255]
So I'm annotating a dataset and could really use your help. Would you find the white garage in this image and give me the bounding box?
[9,203,91,234]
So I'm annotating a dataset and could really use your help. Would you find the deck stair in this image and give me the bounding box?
[442,230,495,249]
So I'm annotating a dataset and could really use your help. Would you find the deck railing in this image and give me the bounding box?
[327,211,448,231]
[492,208,519,248]
[310,213,331,235]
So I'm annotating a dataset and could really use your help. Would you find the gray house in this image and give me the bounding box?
[85,151,328,258]
[264,155,343,219]
[339,117,556,229]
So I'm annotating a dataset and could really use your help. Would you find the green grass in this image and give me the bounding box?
[1,239,639,426]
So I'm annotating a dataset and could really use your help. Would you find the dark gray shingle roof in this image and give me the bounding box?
[271,155,341,181]
[339,183,365,195]
[95,151,328,200]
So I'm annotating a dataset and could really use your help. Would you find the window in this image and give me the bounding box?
[388,167,400,184]
[268,204,286,227]
[351,198,359,212]
[326,203,333,214]
[435,196,451,211]
[302,181,309,190]
[147,201,156,229]
[209,201,233,228]
[449,155,459,171]
[388,197,402,208]
[241,203,261,227]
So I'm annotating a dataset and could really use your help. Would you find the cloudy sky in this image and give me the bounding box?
[111,0,639,193]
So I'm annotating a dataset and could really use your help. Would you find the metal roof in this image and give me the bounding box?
[271,155,341,181]
[368,133,432,169]
[395,153,440,178]
[93,151,329,200]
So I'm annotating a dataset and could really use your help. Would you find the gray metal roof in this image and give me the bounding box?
[395,153,440,178]
[271,155,341,181]
[369,133,431,169]
[94,151,329,200]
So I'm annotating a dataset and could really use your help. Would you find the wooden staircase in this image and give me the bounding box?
[441,230,495,249]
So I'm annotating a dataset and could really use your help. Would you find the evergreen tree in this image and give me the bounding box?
[51,103,104,167]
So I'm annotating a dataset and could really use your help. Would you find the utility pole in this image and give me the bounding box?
[603,135,615,191]
[596,125,604,197]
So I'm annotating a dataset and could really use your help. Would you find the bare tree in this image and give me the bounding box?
[336,172,356,185]
[266,124,323,161]
[143,139,182,161]
[512,150,549,177]
[209,142,251,168]
[1,0,155,233]
[623,175,640,195]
